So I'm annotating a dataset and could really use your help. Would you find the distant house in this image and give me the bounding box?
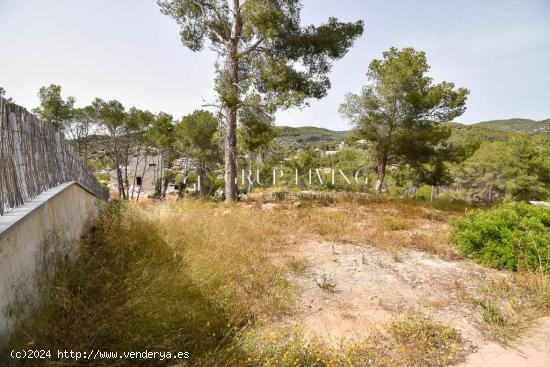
[171,156,197,172]
[110,155,163,195]
[320,141,347,157]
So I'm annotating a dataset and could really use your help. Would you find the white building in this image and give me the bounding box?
[110,155,163,194]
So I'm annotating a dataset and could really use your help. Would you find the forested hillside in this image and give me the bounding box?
[469,118,550,133]
[273,126,349,146]
[274,119,549,148]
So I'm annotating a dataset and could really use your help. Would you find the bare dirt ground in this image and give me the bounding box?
[276,239,500,345]
[270,232,549,365]
[459,317,550,367]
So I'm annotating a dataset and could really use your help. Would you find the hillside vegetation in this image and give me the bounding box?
[81,117,550,205]
[273,119,550,148]
[470,118,550,133]
[273,126,349,146]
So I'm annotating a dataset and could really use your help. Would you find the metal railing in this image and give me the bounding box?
[0,96,108,215]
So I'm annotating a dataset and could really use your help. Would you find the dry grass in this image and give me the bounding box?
[239,197,461,259]
[286,257,310,276]
[381,314,468,367]
[383,215,412,231]
[142,200,294,322]
[273,198,462,259]
[3,200,294,365]
[3,197,546,365]
[237,313,467,367]
[459,271,550,344]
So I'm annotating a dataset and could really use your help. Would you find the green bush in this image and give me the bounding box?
[450,202,550,272]
[436,189,467,203]
[414,185,434,201]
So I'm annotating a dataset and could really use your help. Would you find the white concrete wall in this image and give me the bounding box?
[0,182,107,339]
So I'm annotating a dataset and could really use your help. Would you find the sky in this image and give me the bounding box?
[1,0,549,130]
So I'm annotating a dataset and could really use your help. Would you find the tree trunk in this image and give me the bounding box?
[159,151,164,198]
[247,154,253,192]
[124,153,129,199]
[112,133,127,199]
[224,106,238,200]
[374,146,387,193]
[224,0,241,201]
[83,125,89,163]
[198,162,207,197]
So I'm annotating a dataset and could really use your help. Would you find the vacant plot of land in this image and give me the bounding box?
[3,198,548,366]
[276,239,500,344]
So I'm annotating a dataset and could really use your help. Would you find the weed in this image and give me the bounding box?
[383,314,467,367]
[286,257,309,276]
[476,299,507,326]
[460,272,549,344]
[384,215,411,231]
[391,251,403,262]
[406,232,462,260]
[238,314,467,367]
[315,274,337,292]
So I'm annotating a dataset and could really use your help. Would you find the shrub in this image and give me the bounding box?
[383,314,465,367]
[413,185,433,201]
[412,187,469,211]
[384,215,410,231]
[450,202,550,272]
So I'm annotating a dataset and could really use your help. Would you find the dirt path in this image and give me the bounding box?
[459,317,550,367]
[276,239,503,345]
[272,238,549,364]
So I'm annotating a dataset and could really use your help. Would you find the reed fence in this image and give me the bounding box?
[0,96,108,215]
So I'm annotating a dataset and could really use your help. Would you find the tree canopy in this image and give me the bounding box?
[454,135,550,201]
[176,110,221,195]
[159,0,364,200]
[0,86,13,102]
[176,110,220,165]
[339,47,469,191]
[32,84,76,129]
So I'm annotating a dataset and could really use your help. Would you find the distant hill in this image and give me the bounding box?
[274,126,349,146]
[274,118,550,150]
[469,118,550,134]
[446,122,511,145]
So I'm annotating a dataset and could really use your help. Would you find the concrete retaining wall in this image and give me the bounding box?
[0,182,107,339]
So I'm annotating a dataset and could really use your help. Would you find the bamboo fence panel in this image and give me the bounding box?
[0,96,108,215]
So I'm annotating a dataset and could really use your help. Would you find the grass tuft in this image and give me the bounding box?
[238,314,467,367]
[461,272,550,344]
[384,215,411,231]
